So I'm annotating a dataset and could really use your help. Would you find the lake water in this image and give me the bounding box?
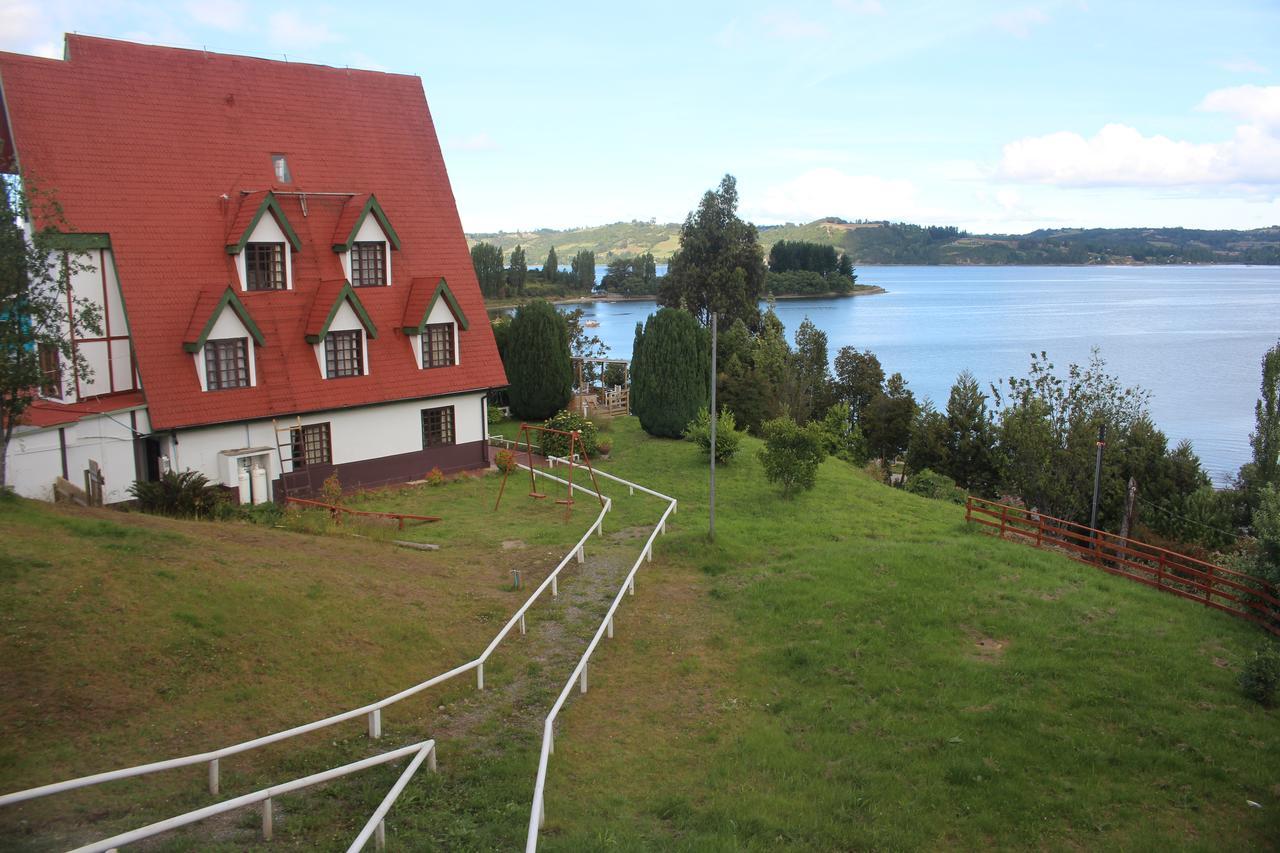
[562,265,1280,485]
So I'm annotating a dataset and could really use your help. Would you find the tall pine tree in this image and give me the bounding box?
[507,245,527,296]
[505,300,572,420]
[544,246,558,282]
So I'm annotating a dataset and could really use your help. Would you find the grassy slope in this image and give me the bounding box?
[1,419,1277,850]
[541,419,1279,851]
[466,223,683,263]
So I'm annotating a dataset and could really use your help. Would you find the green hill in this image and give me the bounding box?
[1,419,1277,849]
[468,218,1280,265]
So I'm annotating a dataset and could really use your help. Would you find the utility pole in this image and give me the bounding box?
[709,311,717,541]
[1089,422,1107,533]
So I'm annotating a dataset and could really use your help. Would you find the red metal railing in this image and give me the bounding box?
[284,497,440,529]
[965,496,1280,636]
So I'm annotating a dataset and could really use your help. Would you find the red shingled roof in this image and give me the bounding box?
[22,391,147,429]
[0,35,506,431]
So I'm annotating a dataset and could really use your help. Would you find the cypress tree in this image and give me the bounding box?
[505,299,572,420]
[544,246,558,282]
[630,307,710,438]
[508,245,527,295]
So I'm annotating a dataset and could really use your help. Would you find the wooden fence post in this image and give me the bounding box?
[999,505,1008,539]
[1157,552,1166,589]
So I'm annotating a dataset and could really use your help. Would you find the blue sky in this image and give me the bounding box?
[4,1,1278,233]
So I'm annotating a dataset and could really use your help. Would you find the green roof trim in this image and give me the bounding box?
[304,282,379,344]
[183,287,266,353]
[46,232,111,251]
[332,195,402,253]
[225,192,303,255]
[402,277,470,334]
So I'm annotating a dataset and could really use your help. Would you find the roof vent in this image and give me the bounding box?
[272,154,292,184]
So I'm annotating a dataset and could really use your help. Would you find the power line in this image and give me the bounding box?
[1135,494,1243,542]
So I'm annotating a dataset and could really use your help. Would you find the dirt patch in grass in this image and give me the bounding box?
[962,625,1009,662]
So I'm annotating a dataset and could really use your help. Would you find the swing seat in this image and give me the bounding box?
[555,498,575,506]
[529,492,548,499]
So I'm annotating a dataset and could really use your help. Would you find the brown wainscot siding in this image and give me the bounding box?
[274,439,489,499]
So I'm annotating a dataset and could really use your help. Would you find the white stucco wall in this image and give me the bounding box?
[6,405,150,504]
[167,390,487,493]
[192,308,258,390]
[235,211,293,291]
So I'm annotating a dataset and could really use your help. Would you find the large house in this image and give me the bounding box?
[0,36,507,504]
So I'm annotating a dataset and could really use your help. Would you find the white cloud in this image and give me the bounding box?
[747,168,925,223]
[833,0,884,14]
[448,132,499,152]
[268,10,340,48]
[185,0,248,32]
[29,39,61,58]
[993,6,1049,37]
[998,88,1280,189]
[1219,57,1268,75]
[759,10,830,40]
[1199,84,1280,129]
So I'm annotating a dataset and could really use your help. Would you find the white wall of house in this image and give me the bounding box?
[63,248,135,399]
[166,390,487,497]
[235,212,293,291]
[192,308,258,390]
[6,405,150,504]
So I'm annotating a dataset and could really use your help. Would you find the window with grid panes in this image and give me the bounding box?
[245,242,285,291]
[38,343,61,396]
[422,323,455,368]
[204,338,250,390]
[325,330,363,378]
[421,406,455,448]
[350,241,386,287]
[289,423,332,467]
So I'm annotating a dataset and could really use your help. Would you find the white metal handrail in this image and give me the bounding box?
[347,739,437,852]
[68,740,435,853]
[0,465,608,812]
[524,459,678,851]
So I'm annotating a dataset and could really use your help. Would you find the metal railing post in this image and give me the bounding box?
[375,820,386,851]
[262,797,273,841]
[368,709,381,739]
[208,759,219,797]
[477,663,485,691]
[580,663,588,694]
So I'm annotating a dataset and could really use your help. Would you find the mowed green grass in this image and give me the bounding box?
[531,417,1279,851]
[1,418,1277,851]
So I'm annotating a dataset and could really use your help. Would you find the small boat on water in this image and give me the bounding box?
[583,320,600,327]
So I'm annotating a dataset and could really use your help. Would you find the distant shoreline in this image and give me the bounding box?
[487,285,887,312]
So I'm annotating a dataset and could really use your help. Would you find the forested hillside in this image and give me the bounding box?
[467,219,1280,265]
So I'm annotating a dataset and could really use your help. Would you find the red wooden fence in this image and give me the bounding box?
[285,497,441,529]
[965,496,1280,637]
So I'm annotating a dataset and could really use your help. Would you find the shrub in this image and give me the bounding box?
[505,299,573,420]
[814,402,869,464]
[758,416,826,497]
[319,471,343,506]
[1239,642,1280,706]
[597,440,613,457]
[539,410,599,458]
[685,407,742,463]
[495,449,517,473]
[487,403,506,427]
[630,307,710,438]
[128,470,225,518]
[905,469,967,504]
[426,467,445,487]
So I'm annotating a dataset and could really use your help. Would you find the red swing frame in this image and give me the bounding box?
[493,423,605,518]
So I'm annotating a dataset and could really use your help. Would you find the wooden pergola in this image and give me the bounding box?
[572,357,630,416]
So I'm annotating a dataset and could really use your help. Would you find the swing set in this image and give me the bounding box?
[493,423,605,518]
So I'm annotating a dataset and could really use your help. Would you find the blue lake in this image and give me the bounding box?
[561,265,1280,485]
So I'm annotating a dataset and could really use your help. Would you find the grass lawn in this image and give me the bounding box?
[1,415,1277,850]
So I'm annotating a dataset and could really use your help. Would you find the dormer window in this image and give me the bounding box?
[422,323,454,368]
[205,338,250,389]
[245,242,285,291]
[325,330,364,378]
[351,241,387,287]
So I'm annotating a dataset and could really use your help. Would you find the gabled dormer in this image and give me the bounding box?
[305,280,378,379]
[403,277,468,370]
[226,192,303,292]
[183,287,266,391]
[333,194,401,288]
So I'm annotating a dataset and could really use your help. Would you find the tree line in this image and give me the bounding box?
[470,242,595,299]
